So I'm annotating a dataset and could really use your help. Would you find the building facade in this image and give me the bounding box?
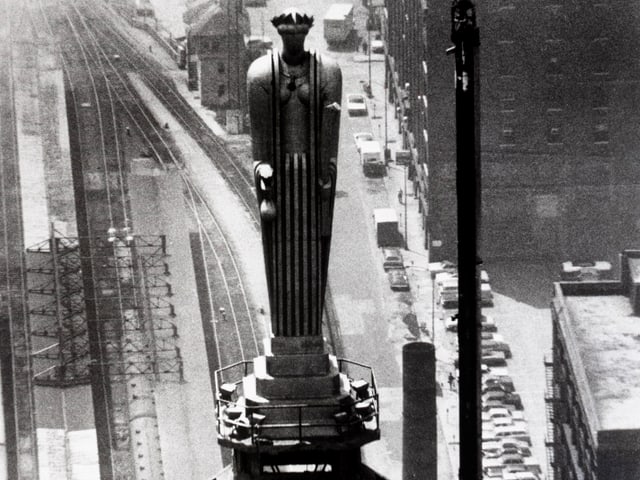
[186,0,250,129]
[548,250,640,479]
[384,0,640,263]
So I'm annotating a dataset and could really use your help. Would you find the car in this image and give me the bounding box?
[483,391,524,410]
[560,260,613,281]
[482,339,512,359]
[382,248,404,271]
[438,278,459,307]
[482,407,525,422]
[493,425,531,445]
[481,283,494,306]
[483,439,532,459]
[483,374,515,393]
[503,471,540,480]
[428,260,457,276]
[445,313,497,332]
[353,131,374,153]
[481,332,505,341]
[346,94,368,116]
[481,351,508,367]
[388,269,410,291]
[454,351,506,369]
[370,33,384,53]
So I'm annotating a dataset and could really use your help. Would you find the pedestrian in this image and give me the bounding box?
[362,39,368,54]
[448,371,455,391]
[398,188,403,205]
[125,126,131,136]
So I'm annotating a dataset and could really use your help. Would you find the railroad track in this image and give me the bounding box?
[76,0,260,226]
[1,3,39,477]
[67,0,263,368]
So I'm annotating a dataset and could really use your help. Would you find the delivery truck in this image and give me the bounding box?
[374,208,400,247]
[323,4,354,48]
[360,140,385,177]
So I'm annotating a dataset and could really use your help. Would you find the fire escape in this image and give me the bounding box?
[544,351,557,480]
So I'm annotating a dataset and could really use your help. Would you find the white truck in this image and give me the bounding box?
[360,140,385,177]
[323,4,354,48]
[373,208,400,247]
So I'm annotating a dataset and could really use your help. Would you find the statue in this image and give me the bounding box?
[247,8,342,338]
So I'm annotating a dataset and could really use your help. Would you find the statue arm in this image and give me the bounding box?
[247,56,276,219]
[318,58,342,235]
[320,59,342,176]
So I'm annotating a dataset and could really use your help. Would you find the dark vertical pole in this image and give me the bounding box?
[403,342,436,480]
[451,1,481,480]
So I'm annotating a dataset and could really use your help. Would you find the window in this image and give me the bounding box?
[501,127,515,147]
[501,97,515,113]
[594,123,609,144]
[218,62,226,74]
[217,84,226,98]
[547,126,562,144]
[545,39,564,77]
[591,38,611,76]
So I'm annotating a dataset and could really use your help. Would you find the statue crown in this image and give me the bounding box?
[271,9,314,33]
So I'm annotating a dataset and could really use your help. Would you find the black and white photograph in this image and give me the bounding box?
[0,0,635,478]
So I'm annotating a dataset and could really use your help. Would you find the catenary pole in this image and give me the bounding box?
[450,1,482,479]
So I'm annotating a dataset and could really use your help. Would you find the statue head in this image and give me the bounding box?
[271,8,314,35]
[272,8,314,60]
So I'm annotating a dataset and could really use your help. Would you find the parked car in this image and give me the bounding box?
[483,374,515,393]
[503,471,541,480]
[445,314,497,333]
[346,93,368,116]
[481,332,505,341]
[481,283,494,307]
[493,425,531,445]
[502,438,531,457]
[481,351,507,367]
[382,248,404,271]
[353,131,374,153]
[482,407,525,423]
[370,33,384,53]
[388,269,410,291]
[483,391,524,410]
[482,339,512,359]
[560,260,612,281]
[483,439,532,459]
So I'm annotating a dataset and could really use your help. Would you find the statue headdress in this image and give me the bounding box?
[271,8,314,34]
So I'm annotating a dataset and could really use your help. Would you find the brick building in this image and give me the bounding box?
[548,250,640,479]
[383,0,640,263]
[186,0,250,129]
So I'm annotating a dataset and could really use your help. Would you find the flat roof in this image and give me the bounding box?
[563,293,640,431]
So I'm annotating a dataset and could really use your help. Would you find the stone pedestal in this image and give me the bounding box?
[241,336,352,439]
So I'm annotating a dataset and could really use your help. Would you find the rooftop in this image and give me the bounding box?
[563,292,640,431]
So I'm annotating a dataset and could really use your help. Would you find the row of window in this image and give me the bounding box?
[499,122,609,147]
[555,337,598,479]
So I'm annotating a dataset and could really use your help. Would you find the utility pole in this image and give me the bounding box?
[450,1,481,479]
[367,27,372,96]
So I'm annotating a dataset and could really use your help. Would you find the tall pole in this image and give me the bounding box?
[367,27,372,95]
[404,165,408,249]
[451,2,481,480]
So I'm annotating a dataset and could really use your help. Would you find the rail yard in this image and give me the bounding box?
[1,0,274,477]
